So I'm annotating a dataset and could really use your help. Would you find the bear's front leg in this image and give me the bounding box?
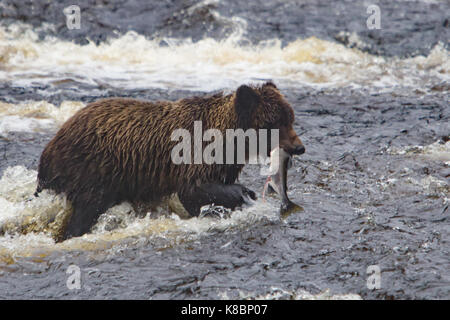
[177,183,256,217]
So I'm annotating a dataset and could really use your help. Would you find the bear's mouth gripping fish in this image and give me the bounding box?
[263,147,303,216]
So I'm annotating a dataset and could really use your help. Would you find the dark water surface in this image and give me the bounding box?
[0,0,449,299]
[1,0,449,56]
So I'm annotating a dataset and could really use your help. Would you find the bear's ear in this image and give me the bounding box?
[235,85,260,128]
[263,81,277,89]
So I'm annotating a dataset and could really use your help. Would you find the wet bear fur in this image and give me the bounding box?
[36,82,297,240]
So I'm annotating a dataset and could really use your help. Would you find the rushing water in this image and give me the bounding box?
[0,0,449,299]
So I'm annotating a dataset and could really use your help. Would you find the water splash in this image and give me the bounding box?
[0,23,448,92]
[0,166,279,264]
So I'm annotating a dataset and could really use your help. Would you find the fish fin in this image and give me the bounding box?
[280,200,303,218]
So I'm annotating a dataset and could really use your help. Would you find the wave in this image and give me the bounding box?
[0,165,278,264]
[0,100,84,136]
[0,23,448,92]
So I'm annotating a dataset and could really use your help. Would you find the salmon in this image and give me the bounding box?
[263,147,303,216]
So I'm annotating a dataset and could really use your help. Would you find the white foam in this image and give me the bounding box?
[0,23,448,93]
[0,115,54,135]
[387,140,450,162]
[0,100,85,135]
[0,165,279,260]
[228,287,362,300]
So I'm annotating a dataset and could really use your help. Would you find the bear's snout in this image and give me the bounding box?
[292,145,305,155]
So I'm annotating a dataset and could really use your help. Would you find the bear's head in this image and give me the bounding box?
[234,81,305,157]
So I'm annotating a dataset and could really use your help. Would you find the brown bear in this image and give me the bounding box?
[35,82,305,241]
